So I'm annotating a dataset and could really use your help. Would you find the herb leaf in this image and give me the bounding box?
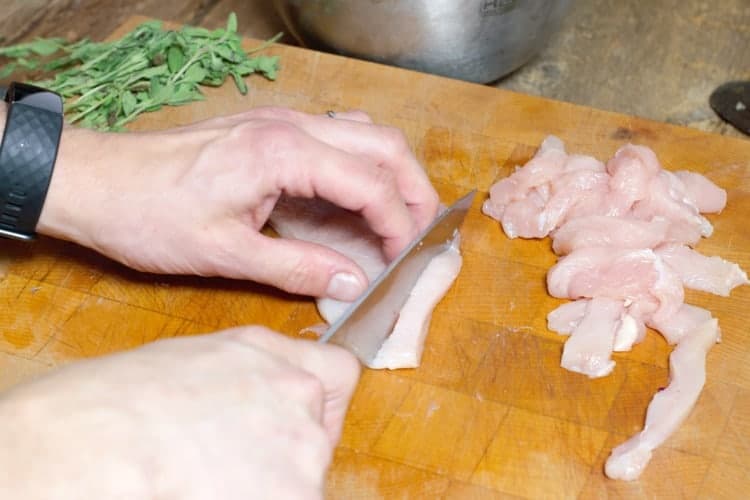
[0,13,282,131]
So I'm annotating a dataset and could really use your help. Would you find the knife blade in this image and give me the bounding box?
[319,190,476,365]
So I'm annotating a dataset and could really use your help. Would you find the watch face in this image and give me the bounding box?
[7,82,63,114]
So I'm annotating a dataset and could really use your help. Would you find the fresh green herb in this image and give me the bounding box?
[0,13,282,131]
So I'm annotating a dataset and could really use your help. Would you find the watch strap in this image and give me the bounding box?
[0,85,63,240]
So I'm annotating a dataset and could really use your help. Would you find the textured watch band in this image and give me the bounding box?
[0,83,64,240]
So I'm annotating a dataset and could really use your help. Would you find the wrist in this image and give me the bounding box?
[36,125,103,247]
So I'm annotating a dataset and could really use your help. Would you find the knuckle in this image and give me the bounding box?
[297,371,326,406]
[380,126,411,156]
[277,368,325,410]
[236,120,302,161]
[258,121,301,146]
[369,167,399,200]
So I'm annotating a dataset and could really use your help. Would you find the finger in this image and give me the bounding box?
[314,120,439,229]
[228,108,439,231]
[266,127,419,259]
[226,326,361,445]
[287,111,439,230]
[287,339,360,446]
[214,226,368,301]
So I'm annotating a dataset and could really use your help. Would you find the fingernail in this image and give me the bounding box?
[327,272,365,301]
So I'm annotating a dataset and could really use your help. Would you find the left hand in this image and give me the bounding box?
[36,107,439,301]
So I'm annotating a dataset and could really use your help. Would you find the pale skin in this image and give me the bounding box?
[0,102,440,498]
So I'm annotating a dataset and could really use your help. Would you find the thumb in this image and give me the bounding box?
[231,232,369,301]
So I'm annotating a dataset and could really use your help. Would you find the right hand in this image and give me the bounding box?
[0,326,361,500]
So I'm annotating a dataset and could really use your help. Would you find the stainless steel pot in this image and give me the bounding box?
[273,0,573,83]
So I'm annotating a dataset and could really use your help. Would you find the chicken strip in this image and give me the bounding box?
[268,196,462,369]
[656,244,749,297]
[605,319,719,480]
[560,297,622,378]
[546,247,684,325]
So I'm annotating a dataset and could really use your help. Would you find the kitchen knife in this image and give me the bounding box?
[319,190,476,365]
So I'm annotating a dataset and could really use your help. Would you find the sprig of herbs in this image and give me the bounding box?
[0,13,281,131]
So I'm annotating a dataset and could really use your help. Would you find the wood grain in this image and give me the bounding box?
[1,16,749,499]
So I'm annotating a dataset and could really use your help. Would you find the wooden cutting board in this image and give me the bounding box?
[1,17,748,499]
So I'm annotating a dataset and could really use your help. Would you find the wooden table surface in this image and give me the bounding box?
[1,0,748,139]
[1,15,749,499]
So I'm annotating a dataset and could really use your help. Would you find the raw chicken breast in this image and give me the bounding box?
[630,171,714,239]
[613,309,644,352]
[546,247,684,325]
[605,319,719,481]
[483,135,747,480]
[656,244,749,296]
[370,244,462,369]
[483,135,567,215]
[673,171,727,213]
[540,169,611,235]
[268,196,387,323]
[606,144,661,208]
[548,298,643,358]
[648,304,715,345]
[483,135,744,481]
[560,297,622,378]
[268,196,462,369]
[482,136,568,238]
[547,299,589,335]
[551,216,670,255]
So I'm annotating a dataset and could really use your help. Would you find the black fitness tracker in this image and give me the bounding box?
[0,82,64,241]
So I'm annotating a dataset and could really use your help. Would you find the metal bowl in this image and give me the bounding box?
[273,0,573,83]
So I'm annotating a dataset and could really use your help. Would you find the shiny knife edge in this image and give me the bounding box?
[319,189,476,364]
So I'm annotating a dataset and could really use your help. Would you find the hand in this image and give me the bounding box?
[0,326,360,500]
[36,107,439,301]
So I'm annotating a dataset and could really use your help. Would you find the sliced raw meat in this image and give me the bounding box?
[546,247,684,325]
[482,135,740,481]
[606,144,661,208]
[673,171,727,213]
[551,216,670,255]
[482,136,568,235]
[562,154,606,174]
[540,169,610,235]
[656,244,749,296]
[547,299,589,335]
[560,297,622,378]
[648,304,715,345]
[663,220,703,247]
[370,244,462,369]
[549,298,643,353]
[605,319,719,480]
[482,135,567,222]
[268,196,462,369]
[613,304,647,352]
[497,190,548,239]
[630,171,714,239]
